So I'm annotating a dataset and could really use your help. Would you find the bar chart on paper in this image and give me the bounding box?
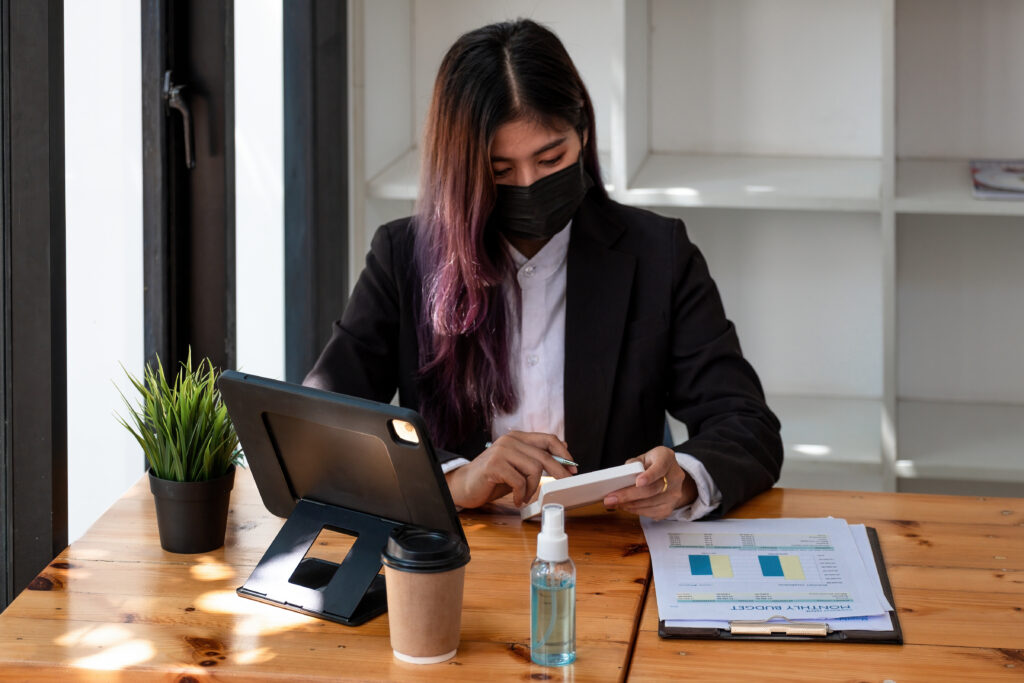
[758,555,805,580]
[687,554,734,578]
[666,530,850,608]
[684,552,816,583]
[676,532,825,584]
[643,518,892,622]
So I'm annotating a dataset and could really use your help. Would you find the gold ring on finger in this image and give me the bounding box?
[661,476,669,493]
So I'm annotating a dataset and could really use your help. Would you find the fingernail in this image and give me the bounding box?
[605,496,617,506]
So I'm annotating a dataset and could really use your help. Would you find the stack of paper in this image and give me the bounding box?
[640,517,894,632]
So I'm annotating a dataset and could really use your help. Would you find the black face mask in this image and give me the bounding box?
[490,155,593,241]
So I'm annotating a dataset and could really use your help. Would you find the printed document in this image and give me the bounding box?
[640,517,892,626]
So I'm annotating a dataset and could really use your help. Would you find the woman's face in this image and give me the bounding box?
[490,118,584,188]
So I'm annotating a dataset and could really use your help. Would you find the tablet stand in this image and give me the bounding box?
[237,498,402,626]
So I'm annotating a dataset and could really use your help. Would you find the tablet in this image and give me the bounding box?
[218,371,464,542]
[218,371,466,625]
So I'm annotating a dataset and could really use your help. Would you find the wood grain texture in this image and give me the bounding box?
[0,468,648,681]
[4,474,1022,680]
[629,487,1024,681]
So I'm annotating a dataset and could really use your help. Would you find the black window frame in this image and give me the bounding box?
[142,0,236,374]
[1,0,68,611]
[284,0,349,384]
[143,0,350,385]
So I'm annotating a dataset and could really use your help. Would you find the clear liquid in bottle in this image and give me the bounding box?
[530,565,576,666]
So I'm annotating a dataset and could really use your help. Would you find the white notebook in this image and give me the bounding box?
[519,461,645,520]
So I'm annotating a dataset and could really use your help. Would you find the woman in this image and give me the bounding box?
[305,19,782,520]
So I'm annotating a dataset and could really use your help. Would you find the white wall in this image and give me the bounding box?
[897,214,1024,403]
[677,209,883,398]
[64,0,144,542]
[411,0,618,158]
[235,0,285,380]
[650,0,883,157]
[896,0,1024,158]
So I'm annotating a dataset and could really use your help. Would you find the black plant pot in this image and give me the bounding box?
[149,466,236,553]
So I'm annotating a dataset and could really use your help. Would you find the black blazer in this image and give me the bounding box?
[304,191,783,515]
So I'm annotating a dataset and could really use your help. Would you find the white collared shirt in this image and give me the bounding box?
[441,222,721,521]
[490,223,571,441]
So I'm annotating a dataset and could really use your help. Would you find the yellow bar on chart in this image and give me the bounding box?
[779,555,805,580]
[709,555,733,578]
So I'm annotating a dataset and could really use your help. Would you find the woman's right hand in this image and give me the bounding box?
[445,431,577,509]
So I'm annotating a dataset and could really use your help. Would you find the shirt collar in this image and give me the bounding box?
[504,221,572,277]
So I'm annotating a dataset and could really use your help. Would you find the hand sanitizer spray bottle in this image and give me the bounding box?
[531,503,576,666]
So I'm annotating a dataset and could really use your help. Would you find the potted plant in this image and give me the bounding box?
[117,351,242,553]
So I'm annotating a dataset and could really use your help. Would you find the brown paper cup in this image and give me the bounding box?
[381,526,471,664]
[384,564,466,664]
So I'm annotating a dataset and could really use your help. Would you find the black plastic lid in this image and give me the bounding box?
[381,526,471,573]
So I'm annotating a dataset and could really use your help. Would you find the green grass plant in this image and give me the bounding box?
[117,350,241,482]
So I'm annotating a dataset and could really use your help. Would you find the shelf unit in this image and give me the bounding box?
[349,0,1024,495]
[623,154,882,212]
[895,160,1024,216]
[367,149,614,201]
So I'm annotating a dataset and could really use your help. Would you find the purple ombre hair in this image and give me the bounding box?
[413,19,606,449]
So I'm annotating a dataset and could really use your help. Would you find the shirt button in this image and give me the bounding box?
[526,354,540,367]
[523,265,535,277]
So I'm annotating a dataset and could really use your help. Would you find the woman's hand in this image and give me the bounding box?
[603,446,697,520]
[445,431,577,509]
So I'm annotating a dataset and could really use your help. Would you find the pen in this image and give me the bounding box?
[484,442,578,468]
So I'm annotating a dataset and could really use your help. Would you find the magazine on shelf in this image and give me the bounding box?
[970,159,1024,200]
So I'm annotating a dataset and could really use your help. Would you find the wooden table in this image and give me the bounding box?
[3,472,1022,681]
[0,467,649,681]
[628,488,1024,682]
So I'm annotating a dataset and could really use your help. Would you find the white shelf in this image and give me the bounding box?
[353,0,1024,494]
[770,394,887,492]
[770,395,882,466]
[620,154,881,212]
[367,148,615,201]
[897,400,1024,483]
[895,159,1024,216]
[777,460,885,493]
[669,394,885,491]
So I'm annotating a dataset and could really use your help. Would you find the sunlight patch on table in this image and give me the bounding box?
[56,624,133,648]
[190,556,236,582]
[234,646,277,665]
[70,640,156,670]
[196,589,313,636]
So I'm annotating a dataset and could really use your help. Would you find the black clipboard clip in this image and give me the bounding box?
[729,615,830,637]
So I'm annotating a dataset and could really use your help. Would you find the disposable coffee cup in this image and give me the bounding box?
[381,526,471,664]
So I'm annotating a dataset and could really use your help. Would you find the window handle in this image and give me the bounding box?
[162,71,195,170]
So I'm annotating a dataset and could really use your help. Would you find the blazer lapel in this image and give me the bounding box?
[564,195,635,472]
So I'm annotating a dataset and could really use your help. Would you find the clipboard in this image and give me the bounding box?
[658,527,903,644]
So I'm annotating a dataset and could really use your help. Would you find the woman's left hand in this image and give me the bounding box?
[603,446,698,520]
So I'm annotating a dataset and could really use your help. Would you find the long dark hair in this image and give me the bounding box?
[414,19,606,449]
